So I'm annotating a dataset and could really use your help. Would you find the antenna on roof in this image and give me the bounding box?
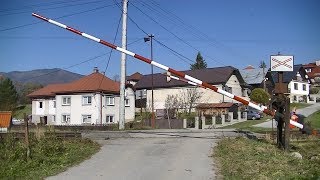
[93,67,99,73]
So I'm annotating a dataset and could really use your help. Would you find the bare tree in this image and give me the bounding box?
[179,88,202,114]
[164,94,180,129]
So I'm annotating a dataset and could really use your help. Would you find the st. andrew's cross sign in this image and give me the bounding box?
[270,55,294,72]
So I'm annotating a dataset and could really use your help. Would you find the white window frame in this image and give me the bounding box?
[53,100,56,108]
[106,115,114,123]
[82,114,92,124]
[52,115,56,122]
[106,96,115,106]
[62,114,70,124]
[62,96,71,106]
[125,98,130,107]
[294,83,298,90]
[82,96,92,105]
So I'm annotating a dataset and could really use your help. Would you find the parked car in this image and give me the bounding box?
[247,110,261,120]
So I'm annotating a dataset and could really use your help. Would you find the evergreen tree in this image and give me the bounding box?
[190,52,207,70]
[0,78,18,111]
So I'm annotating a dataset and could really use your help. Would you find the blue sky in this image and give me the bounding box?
[1,0,319,79]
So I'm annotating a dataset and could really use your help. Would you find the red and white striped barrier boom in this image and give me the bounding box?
[32,13,303,129]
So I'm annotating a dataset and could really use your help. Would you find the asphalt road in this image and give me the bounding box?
[47,137,218,180]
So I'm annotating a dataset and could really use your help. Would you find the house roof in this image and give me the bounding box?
[240,68,266,85]
[303,62,320,79]
[127,72,143,81]
[196,102,236,109]
[269,64,309,83]
[28,72,120,98]
[135,66,245,89]
[0,111,12,128]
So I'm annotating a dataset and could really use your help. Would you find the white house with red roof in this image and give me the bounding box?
[28,68,135,125]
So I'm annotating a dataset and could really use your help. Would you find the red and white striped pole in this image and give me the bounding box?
[32,13,303,129]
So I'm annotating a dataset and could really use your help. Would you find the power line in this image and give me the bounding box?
[113,0,194,67]
[18,38,142,83]
[0,0,106,17]
[141,0,252,63]
[98,12,122,89]
[0,3,117,32]
[129,1,227,67]
[0,0,92,13]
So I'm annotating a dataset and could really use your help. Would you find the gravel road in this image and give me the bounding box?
[47,137,218,180]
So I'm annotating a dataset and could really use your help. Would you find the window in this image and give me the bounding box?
[125,98,130,106]
[62,96,71,106]
[82,115,92,124]
[53,101,56,108]
[52,115,56,122]
[306,68,312,73]
[303,84,306,91]
[82,96,92,105]
[106,115,114,123]
[39,102,43,108]
[294,83,298,90]
[62,114,70,123]
[106,96,115,106]
[293,95,297,101]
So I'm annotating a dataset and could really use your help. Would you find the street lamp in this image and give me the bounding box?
[144,34,155,128]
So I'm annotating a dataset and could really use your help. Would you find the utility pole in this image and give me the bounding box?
[262,61,266,91]
[144,34,155,128]
[119,0,128,130]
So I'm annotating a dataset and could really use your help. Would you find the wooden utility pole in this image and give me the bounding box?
[24,113,30,160]
[271,54,293,151]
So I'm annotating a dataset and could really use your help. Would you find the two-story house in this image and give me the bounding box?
[28,68,135,125]
[134,66,248,114]
[266,64,311,103]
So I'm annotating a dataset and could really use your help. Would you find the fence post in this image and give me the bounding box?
[183,119,187,128]
[195,117,199,129]
[24,113,30,160]
[212,116,216,126]
[221,114,225,125]
[228,112,233,123]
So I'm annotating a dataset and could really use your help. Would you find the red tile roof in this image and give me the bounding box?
[28,72,120,98]
[0,111,12,128]
[127,72,143,81]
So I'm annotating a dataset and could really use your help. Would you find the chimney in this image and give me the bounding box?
[93,67,99,73]
[296,72,302,81]
[316,60,320,66]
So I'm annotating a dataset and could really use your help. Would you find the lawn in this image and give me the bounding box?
[219,116,274,133]
[0,134,100,179]
[305,110,320,129]
[214,137,320,179]
[290,102,311,110]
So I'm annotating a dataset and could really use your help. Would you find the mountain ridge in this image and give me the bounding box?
[0,68,84,86]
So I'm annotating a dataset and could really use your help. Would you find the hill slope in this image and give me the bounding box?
[0,68,83,85]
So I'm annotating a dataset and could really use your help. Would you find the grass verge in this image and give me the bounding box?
[220,116,274,133]
[214,137,320,179]
[290,102,311,110]
[305,110,320,129]
[0,134,100,179]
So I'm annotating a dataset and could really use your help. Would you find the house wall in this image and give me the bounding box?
[31,88,136,126]
[289,80,310,103]
[31,98,56,124]
[145,75,246,111]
